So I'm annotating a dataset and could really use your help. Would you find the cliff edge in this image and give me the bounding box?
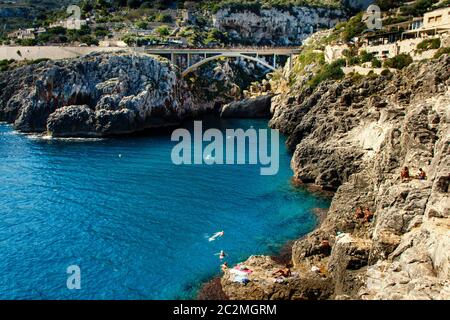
[220,55,450,300]
[0,51,194,137]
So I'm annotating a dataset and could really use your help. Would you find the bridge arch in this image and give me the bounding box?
[181,52,279,77]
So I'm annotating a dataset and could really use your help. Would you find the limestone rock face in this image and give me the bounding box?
[212,7,345,46]
[220,95,272,118]
[221,55,450,300]
[0,51,194,137]
[47,105,97,136]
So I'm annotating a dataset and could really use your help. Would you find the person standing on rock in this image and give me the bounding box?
[221,262,228,273]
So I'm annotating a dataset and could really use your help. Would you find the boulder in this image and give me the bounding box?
[220,95,272,118]
[47,105,96,137]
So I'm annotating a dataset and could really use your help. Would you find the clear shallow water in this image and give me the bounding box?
[0,118,329,299]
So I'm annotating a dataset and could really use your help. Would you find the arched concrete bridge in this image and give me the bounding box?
[142,48,300,77]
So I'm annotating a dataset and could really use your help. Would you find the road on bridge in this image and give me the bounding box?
[137,47,300,75]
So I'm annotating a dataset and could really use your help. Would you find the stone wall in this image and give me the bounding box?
[342,66,395,75]
[360,43,398,59]
[325,44,349,63]
[0,46,126,61]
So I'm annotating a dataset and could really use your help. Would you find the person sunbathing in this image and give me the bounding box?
[364,208,374,223]
[417,168,427,180]
[320,239,332,255]
[355,206,364,219]
[401,166,410,181]
[272,267,291,278]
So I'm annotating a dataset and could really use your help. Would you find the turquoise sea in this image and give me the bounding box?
[0,117,329,299]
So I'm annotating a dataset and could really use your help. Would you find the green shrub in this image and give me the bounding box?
[94,29,109,38]
[417,38,441,51]
[382,15,409,25]
[0,59,15,72]
[383,53,413,70]
[154,13,173,23]
[16,38,38,46]
[48,26,66,35]
[26,58,49,65]
[433,47,450,59]
[341,13,366,42]
[79,35,99,46]
[215,1,261,14]
[347,56,359,66]
[371,57,382,68]
[434,0,450,9]
[400,0,439,17]
[360,50,374,63]
[380,69,392,77]
[349,72,364,83]
[308,59,345,89]
[135,21,149,30]
[156,25,170,37]
[205,28,229,45]
[375,0,404,11]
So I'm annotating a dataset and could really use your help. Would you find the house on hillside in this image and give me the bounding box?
[360,7,450,59]
[402,7,450,38]
[7,28,36,40]
[50,19,88,30]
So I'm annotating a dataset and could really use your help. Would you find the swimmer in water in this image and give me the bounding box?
[208,231,224,242]
[215,250,226,260]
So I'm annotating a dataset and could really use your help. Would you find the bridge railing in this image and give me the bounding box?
[142,45,300,52]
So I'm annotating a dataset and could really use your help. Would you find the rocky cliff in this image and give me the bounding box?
[220,55,450,300]
[0,51,195,137]
[184,57,269,108]
[212,6,345,46]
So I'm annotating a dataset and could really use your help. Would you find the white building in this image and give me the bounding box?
[361,7,450,59]
[402,7,450,38]
[50,19,87,30]
[7,28,36,40]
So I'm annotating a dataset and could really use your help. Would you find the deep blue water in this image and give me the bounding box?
[0,118,329,299]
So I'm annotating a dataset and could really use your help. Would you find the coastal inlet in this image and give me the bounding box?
[0,118,329,299]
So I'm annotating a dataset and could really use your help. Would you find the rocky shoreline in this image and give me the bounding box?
[0,51,200,137]
[1,50,448,300]
[0,51,273,137]
[214,55,450,300]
